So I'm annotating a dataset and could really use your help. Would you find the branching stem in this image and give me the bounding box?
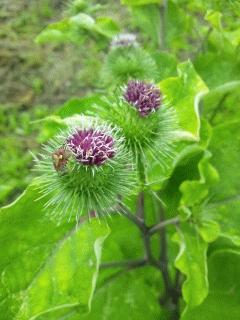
[103,158,181,317]
[149,217,180,235]
[158,205,173,304]
[118,202,145,232]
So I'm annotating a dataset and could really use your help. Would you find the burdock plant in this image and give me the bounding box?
[99,80,178,170]
[3,2,239,319]
[34,116,136,221]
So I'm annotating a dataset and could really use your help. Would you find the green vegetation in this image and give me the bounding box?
[1,0,240,319]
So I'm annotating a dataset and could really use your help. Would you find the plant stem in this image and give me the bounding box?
[112,157,181,315]
[142,228,154,262]
[170,270,182,320]
[100,258,147,270]
[159,0,168,50]
[158,206,173,304]
[149,217,180,235]
[118,202,145,232]
[137,191,145,220]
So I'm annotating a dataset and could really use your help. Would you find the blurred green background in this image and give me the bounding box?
[0,0,128,206]
[1,0,240,207]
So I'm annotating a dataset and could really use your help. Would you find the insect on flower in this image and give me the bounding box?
[34,116,137,220]
[52,148,70,171]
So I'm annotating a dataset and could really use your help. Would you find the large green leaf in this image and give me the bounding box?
[55,95,104,119]
[0,185,109,320]
[182,250,240,320]
[101,215,144,264]
[173,223,208,307]
[82,268,163,320]
[194,49,240,89]
[179,151,219,207]
[201,121,240,245]
[95,212,146,288]
[202,81,240,125]
[173,121,240,314]
[146,116,212,192]
[35,19,79,44]
[160,61,209,141]
[178,149,220,242]
[209,121,240,201]
[35,29,70,44]
[69,13,95,30]
[161,147,205,220]
[70,13,119,38]
[36,13,119,45]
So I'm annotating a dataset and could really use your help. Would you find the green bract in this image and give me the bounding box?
[99,94,178,167]
[34,116,136,220]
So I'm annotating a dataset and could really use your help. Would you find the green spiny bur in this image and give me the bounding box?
[34,116,136,221]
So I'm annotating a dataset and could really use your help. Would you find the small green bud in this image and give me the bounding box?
[101,46,158,87]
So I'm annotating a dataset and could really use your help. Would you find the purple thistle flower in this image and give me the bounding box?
[124,80,162,117]
[111,33,138,49]
[67,129,115,166]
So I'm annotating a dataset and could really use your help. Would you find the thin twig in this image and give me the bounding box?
[172,269,181,304]
[151,191,167,208]
[100,258,147,270]
[149,217,180,235]
[158,206,173,303]
[118,202,145,232]
[171,269,182,320]
[137,191,145,219]
[135,158,155,264]
[142,230,154,263]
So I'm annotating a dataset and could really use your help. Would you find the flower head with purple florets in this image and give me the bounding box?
[34,116,136,220]
[110,33,138,49]
[67,129,115,166]
[123,80,162,117]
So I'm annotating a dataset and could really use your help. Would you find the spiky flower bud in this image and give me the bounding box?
[101,46,158,87]
[124,80,162,117]
[98,81,178,166]
[110,33,138,49]
[34,116,136,221]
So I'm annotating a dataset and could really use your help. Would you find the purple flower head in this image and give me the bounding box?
[124,80,162,117]
[67,129,115,166]
[111,33,138,49]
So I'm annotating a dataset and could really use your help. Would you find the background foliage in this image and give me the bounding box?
[1,0,240,319]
